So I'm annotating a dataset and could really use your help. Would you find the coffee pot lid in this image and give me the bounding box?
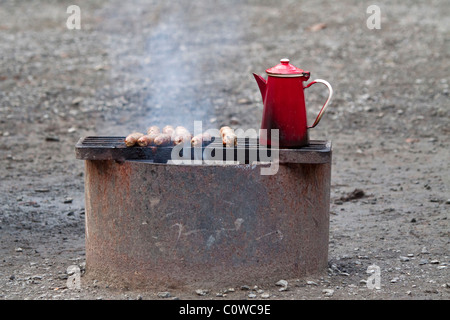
[266,59,308,77]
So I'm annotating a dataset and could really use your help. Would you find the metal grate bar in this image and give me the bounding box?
[75,136,331,164]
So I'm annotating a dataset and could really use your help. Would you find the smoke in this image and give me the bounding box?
[98,0,249,133]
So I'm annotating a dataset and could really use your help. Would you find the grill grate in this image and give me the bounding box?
[75,136,331,164]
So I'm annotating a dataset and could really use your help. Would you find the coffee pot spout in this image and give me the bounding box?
[253,73,267,103]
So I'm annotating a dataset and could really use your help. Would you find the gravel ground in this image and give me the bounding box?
[0,0,448,300]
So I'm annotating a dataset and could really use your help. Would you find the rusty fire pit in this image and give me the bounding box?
[76,137,332,289]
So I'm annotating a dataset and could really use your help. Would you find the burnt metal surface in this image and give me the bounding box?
[76,136,331,164]
[83,155,332,289]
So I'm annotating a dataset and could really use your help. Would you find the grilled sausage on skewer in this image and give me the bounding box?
[147,126,160,135]
[174,126,190,135]
[220,126,237,147]
[154,133,172,147]
[172,126,192,145]
[173,134,192,145]
[137,133,158,147]
[125,132,144,147]
[191,132,212,147]
[162,125,175,137]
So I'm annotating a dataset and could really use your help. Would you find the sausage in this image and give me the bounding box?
[162,125,175,137]
[173,134,192,145]
[147,125,160,135]
[153,133,172,146]
[191,132,212,147]
[137,133,159,147]
[220,126,232,135]
[174,126,190,136]
[173,126,192,145]
[125,132,144,147]
[220,126,237,147]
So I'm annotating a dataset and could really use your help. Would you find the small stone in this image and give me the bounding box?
[67,127,77,133]
[45,136,60,142]
[437,265,447,270]
[15,247,23,252]
[275,280,288,287]
[399,256,410,262]
[261,293,270,299]
[157,292,171,298]
[421,247,429,254]
[237,98,251,105]
[9,275,15,281]
[248,293,257,298]
[71,97,84,105]
[445,199,450,204]
[322,289,334,296]
[230,117,240,125]
[430,260,440,264]
[240,285,250,291]
[195,289,208,296]
[63,197,73,204]
[306,280,318,286]
[419,259,429,265]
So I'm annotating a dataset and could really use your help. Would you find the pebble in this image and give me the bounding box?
[322,289,334,296]
[63,197,73,204]
[240,285,250,291]
[419,259,429,265]
[15,247,23,252]
[399,256,410,262]
[276,279,288,291]
[261,293,270,299]
[71,97,84,105]
[306,280,318,286]
[248,293,257,298]
[275,279,288,287]
[157,292,171,298]
[45,136,60,142]
[195,289,209,296]
[430,260,440,264]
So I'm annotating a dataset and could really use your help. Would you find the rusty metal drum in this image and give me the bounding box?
[80,139,332,289]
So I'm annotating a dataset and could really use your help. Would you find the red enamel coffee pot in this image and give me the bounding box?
[253,58,333,148]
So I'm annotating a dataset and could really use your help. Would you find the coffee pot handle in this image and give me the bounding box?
[304,79,333,129]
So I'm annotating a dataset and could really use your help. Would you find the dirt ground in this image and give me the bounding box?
[0,0,448,301]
